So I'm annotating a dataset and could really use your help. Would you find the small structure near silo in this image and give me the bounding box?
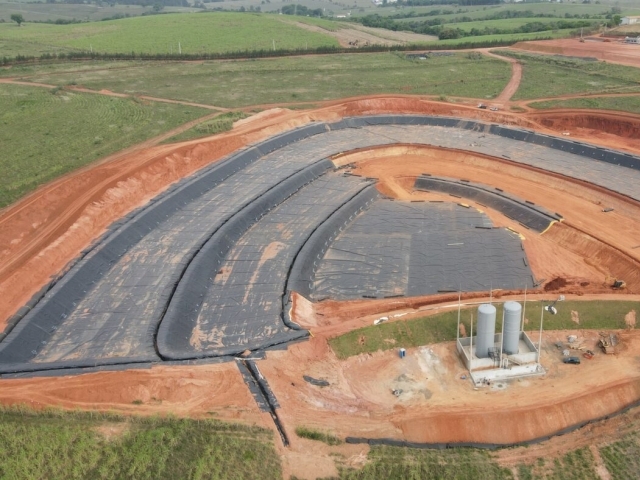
[457,301,544,387]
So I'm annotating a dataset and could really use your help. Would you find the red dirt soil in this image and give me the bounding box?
[527,109,640,139]
[0,362,264,423]
[512,38,640,68]
[1,97,640,479]
[261,328,640,446]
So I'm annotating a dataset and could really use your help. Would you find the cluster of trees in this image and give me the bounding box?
[281,4,323,17]
[1,37,543,66]
[436,20,596,39]
[10,13,24,25]
[357,13,599,40]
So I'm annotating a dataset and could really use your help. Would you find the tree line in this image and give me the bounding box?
[0,38,547,66]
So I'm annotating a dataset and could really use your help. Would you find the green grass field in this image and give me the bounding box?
[0,12,340,57]
[435,29,571,45]
[515,448,600,480]
[0,83,208,207]
[163,111,249,143]
[277,14,343,32]
[1,393,639,480]
[0,406,281,480]
[528,96,640,115]
[600,428,640,478]
[494,50,640,100]
[336,445,513,479]
[329,300,638,360]
[363,2,640,20]
[7,52,511,108]
[0,3,198,23]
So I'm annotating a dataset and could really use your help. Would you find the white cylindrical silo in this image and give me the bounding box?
[475,304,496,358]
[502,301,522,355]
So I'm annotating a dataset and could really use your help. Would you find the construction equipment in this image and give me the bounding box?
[605,275,626,289]
[612,279,627,289]
[598,332,617,354]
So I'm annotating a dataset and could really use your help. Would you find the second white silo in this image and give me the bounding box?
[502,301,522,355]
[475,304,496,358]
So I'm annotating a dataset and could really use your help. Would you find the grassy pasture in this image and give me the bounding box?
[0,3,197,23]
[434,29,571,45]
[529,96,640,116]
[329,300,638,360]
[494,50,640,100]
[13,52,511,107]
[363,2,640,20]
[600,428,640,478]
[0,12,340,57]
[0,405,281,480]
[163,111,249,143]
[0,83,208,208]
[277,14,343,32]
[515,448,600,480]
[337,445,513,479]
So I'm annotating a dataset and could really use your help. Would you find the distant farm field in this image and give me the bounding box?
[8,52,511,108]
[359,2,640,20]
[435,29,570,46]
[0,12,340,57]
[0,3,198,23]
[0,84,208,207]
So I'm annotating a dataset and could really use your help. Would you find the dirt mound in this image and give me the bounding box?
[527,110,640,139]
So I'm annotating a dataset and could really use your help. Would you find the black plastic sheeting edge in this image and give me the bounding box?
[280,179,375,330]
[285,185,382,301]
[327,115,640,172]
[303,375,330,387]
[0,353,252,379]
[157,160,332,360]
[417,175,561,220]
[414,175,560,232]
[239,359,290,446]
[236,359,270,412]
[344,393,640,450]
[0,355,156,375]
[0,333,307,375]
